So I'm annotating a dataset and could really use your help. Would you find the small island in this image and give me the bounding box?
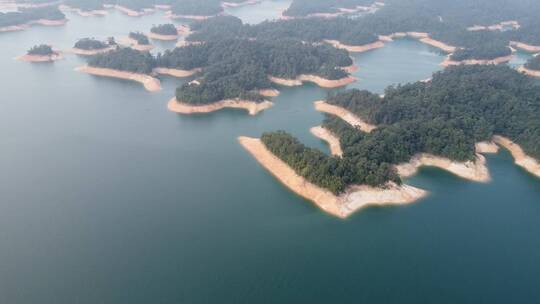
[122,32,154,51]
[240,65,540,217]
[148,23,179,41]
[69,37,116,55]
[17,44,62,62]
[77,47,160,92]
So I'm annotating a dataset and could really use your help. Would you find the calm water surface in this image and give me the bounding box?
[1,10,540,304]
[224,0,292,24]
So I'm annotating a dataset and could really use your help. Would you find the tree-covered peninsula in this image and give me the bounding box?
[160,38,353,104]
[184,0,540,61]
[87,47,155,74]
[0,7,65,28]
[128,32,150,45]
[283,0,377,17]
[261,65,540,194]
[63,0,105,11]
[170,0,223,17]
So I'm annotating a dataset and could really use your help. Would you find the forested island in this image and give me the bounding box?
[18,44,62,62]
[122,31,153,51]
[148,23,178,40]
[0,7,66,31]
[240,65,540,217]
[71,37,116,55]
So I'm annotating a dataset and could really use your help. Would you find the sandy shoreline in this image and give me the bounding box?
[165,11,214,20]
[310,126,343,157]
[309,123,494,181]
[269,74,356,88]
[441,54,513,67]
[153,67,201,78]
[510,41,540,53]
[222,0,261,8]
[1,18,67,32]
[282,2,381,19]
[59,4,107,17]
[493,136,540,178]
[468,20,520,31]
[396,153,491,183]
[119,37,154,51]
[324,39,385,53]
[17,52,63,62]
[239,136,427,218]
[147,31,178,41]
[67,46,115,56]
[378,32,456,53]
[168,98,273,115]
[476,141,499,154]
[114,5,152,17]
[76,66,161,92]
[518,66,540,78]
[419,37,457,53]
[314,101,376,133]
[259,88,280,97]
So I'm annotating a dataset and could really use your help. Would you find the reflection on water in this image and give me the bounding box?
[0,8,539,304]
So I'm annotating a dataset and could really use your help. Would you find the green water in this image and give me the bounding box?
[1,10,540,304]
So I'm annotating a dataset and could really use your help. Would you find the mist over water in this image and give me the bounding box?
[0,6,539,304]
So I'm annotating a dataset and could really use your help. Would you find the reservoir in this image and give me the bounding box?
[0,6,539,303]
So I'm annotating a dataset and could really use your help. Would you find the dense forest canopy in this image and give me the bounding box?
[27,44,54,55]
[263,65,540,193]
[74,38,111,50]
[64,0,105,11]
[170,0,222,16]
[283,0,376,17]
[88,47,155,74]
[525,56,540,71]
[129,32,150,45]
[188,16,380,46]
[150,23,177,35]
[166,38,352,104]
[183,0,540,60]
[0,7,64,27]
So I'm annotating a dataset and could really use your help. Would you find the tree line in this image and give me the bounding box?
[262,65,540,193]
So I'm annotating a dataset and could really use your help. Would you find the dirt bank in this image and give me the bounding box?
[493,135,540,178]
[168,98,273,115]
[76,66,161,92]
[238,137,427,218]
[310,126,343,157]
[314,101,376,133]
[396,153,491,182]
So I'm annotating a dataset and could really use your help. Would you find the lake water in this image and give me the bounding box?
[224,0,292,24]
[1,8,540,304]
